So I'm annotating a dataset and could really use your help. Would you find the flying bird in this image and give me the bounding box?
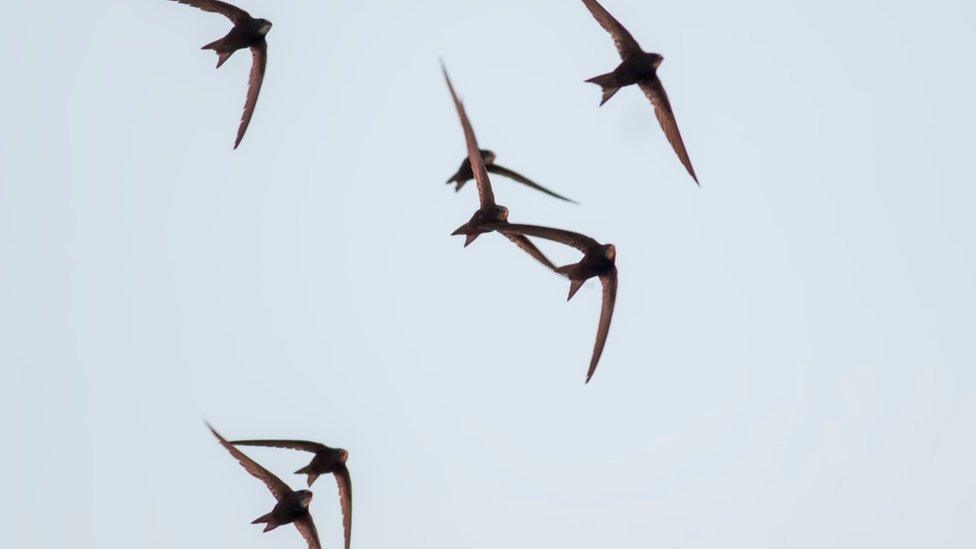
[446,150,577,203]
[231,439,352,549]
[206,423,322,549]
[442,63,557,271]
[484,223,618,383]
[169,0,271,148]
[580,0,698,184]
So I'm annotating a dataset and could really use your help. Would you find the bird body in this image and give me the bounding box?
[206,424,322,548]
[441,63,558,271]
[588,51,663,93]
[580,0,698,183]
[452,204,510,247]
[556,244,617,301]
[483,223,618,383]
[447,150,577,203]
[252,490,315,533]
[169,0,271,148]
[229,439,353,549]
[296,447,350,487]
[202,17,271,68]
[447,149,497,190]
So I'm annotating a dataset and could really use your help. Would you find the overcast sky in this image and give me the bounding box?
[2,0,975,548]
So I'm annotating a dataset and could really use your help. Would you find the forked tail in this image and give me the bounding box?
[201,39,234,68]
[556,265,585,301]
[585,72,620,106]
[251,512,278,532]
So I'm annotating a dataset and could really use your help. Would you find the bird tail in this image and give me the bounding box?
[201,39,234,68]
[294,465,320,486]
[252,513,278,532]
[585,73,620,106]
[566,279,585,301]
[452,223,480,247]
[446,175,466,192]
[555,264,584,300]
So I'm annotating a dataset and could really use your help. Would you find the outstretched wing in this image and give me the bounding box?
[441,62,495,208]
[581,0,642,59]
[487,164,577,204]
[207,423,291,502]
[488,223,601,254]
[587,270,618,383]
[294,515,322,549]
[229,440,330,454]
[639,77,698,184]
[504,234,558,271]
[335,464,353,549]
[234,42,267,149]
[169,0,250,24]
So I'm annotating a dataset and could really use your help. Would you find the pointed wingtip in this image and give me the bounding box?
[585,360,599,384]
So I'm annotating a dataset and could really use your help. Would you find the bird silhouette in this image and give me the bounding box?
[442,62,557,271]
[169,1,271,148]
[446,149,577,203]
[230,439,352,549]
[581,0,698,184]
[483,223,618,383]
[206,423,322,549]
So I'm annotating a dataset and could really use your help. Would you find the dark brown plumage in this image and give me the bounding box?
[446,150,577,203]
[230,439,352,549]
[169,0,271,149]
[442,62,557,271]
[483,223,618,383]
[581,0,698,184]
[206,423,322,549]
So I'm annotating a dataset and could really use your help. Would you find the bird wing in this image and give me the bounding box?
[170,0,251,24]
[487,164,578,204]
[294,515,322,549]
[504,233,558,271]
[233,42,267,149]
[207,424,291,502]
[229,440,330,454]
[587,270,618,383]
[441,62,495,207]
[639,77,698,184]
[489,223,600,254]
[335,464,353,549]
[581,0,643,59]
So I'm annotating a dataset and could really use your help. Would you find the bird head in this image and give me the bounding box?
[296,490,314,508]
[257,19,273,36]
[603,244,616,261]
[494,205,510,222]
[649,53,663,69]
[337,449,350,463]
[480,149,497,164]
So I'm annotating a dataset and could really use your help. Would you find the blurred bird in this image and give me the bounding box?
[169,1,272,148]
[580,0,698,184]
[206,423,322,549]
[484,223,618,383]
[442,62,557,271]
[231,439,352,549]
[446,150,577,203]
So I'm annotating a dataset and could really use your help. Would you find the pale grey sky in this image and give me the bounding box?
[2,0,975,548]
